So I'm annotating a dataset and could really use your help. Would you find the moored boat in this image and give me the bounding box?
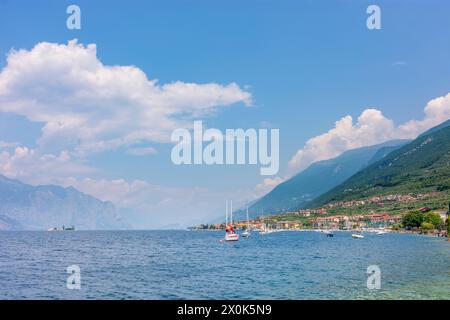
[224,200,239,242]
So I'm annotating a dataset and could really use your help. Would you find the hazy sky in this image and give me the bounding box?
[1,0,450,228]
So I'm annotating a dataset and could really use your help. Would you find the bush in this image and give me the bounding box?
[423,212,443,229]
[420,222,434,233]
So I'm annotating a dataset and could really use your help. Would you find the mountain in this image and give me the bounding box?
[243,140,409,217]
[0,175,129,230]
[308,121,450,208]
[418,119,450,137]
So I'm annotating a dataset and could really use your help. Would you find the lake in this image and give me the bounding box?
[0,230,449,299]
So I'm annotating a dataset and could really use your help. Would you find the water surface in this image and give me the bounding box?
[0,230,448,299]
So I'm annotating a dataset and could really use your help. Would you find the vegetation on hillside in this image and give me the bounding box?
[308,125,450,208]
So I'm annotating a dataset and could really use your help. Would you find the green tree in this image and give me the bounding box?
[420,222,434,233]
[402,211,423,229]
[423,212,443,229]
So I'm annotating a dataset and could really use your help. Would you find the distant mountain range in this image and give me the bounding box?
[308,121,450,208]
[0,175,129,230]
[241,139,410,218]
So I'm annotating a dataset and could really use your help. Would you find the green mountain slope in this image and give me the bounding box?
[242,140,409,217]
[308,123,450,208]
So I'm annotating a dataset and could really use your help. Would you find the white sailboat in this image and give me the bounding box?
[224,200,239,241]
[259,207,276,235]
[258,208,269,235]
[242,206,251,237]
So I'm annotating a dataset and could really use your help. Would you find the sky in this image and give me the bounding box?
[1,0,450,228]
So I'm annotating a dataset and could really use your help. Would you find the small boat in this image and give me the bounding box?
[324,230,334,237]
[376,230,388,235]
[352,233,364,239]
[224,200,239,242]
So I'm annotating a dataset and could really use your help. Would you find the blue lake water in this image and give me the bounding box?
[0,230,449,300]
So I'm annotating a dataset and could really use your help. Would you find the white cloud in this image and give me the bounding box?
[0,40,252,156]
[0,148,256,228]
[0,140,19,148]
[126,146,158,156]
[0,147,95,182]
[255,176,285,194]
[288,93,450,173]
[0,40,255,228]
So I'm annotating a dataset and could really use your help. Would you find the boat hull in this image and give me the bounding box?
[225,233,239,241]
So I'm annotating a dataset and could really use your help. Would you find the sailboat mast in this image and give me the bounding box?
[225,200,228,227]
[230,200,233,226]
[246,206,249,228]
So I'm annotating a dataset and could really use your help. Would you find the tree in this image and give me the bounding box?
[420,222,434,233]
[423,212,443,229]
[402,211,423,229]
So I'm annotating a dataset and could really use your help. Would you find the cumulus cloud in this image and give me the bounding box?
[0,40,255,228]
[0,147,95,182]
[0,40,252,156]
[255,176,286,194]
[288,93,450,173]
[0,140,19,148]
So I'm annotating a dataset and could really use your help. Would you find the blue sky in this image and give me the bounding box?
[1,0,450,227]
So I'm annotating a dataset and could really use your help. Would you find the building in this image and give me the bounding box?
[276,221,301,230]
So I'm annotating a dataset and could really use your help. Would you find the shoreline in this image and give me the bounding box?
[191,227,449,239]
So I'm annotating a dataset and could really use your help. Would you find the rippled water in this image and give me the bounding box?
[0,230,449,299]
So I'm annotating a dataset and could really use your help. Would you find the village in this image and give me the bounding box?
[193,192,450,234]
[196,212,404,231]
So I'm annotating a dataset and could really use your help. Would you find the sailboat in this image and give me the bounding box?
[224,200,239,241]
[259,212,275,235]
[324,230,334,237]
[242,206,251,237]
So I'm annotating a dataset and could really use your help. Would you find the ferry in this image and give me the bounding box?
[48,225,75,231]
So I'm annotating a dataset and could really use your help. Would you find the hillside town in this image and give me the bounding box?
[193,192,450,237]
